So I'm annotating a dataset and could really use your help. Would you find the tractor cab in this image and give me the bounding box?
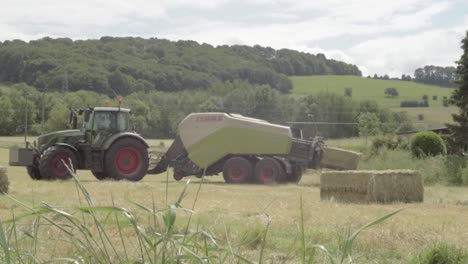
[72,107,131,146]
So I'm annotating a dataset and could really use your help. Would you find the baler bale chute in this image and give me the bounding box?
[148,112,360,184]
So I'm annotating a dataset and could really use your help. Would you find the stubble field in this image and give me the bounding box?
[1,137,468,263]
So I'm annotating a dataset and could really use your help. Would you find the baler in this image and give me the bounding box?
[149,112,331,184]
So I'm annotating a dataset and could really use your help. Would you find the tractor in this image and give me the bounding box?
[9,107,149,181]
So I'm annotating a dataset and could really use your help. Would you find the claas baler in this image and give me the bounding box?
[148,112,359,184]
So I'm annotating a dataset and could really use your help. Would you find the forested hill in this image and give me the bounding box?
[0,37,361,96]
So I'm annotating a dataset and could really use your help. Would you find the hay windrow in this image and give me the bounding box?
[0,165,9,194]
[320,170,423,204]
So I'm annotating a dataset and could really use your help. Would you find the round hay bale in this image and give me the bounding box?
[0,165,9,194]
[320,170,423,204]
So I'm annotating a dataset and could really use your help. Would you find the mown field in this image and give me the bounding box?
[1,137,468,263]
[291,75,457,129]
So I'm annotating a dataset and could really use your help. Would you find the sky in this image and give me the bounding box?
[0,0,467,77]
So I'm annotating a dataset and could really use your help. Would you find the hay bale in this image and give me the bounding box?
[321,146,361,170]
[320,170,423,203]
[0,165,9,194]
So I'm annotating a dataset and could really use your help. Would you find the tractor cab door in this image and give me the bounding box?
[90,111,129,146]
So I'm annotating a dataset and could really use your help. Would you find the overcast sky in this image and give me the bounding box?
[1,0,467,77]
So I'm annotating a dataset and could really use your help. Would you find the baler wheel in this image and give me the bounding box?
[39,146,77,180]
[288,166,303,183]
[105,138,149,182]
[92,171,108,180]
[222,157,253,183]
[254,157,284,184]
[174,174,184,181]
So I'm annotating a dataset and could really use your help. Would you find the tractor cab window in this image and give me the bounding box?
[93,111,128,132]
[93,112,115,131]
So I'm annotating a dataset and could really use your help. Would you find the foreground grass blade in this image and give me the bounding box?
[258,215,271,264]
[0,220,11,264]
[300,195,306,264]
[340,209,403,263]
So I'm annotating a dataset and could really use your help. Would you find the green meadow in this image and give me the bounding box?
[291,75,457,128]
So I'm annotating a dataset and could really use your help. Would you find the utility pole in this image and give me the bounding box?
[24,91,28,146]
[41,88,45,134]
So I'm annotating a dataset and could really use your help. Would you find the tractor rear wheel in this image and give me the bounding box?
[92,171,108,180]
[105,138,148,182]
[223,157,253,184]
[254,157,285,184]
[39,146,77,180]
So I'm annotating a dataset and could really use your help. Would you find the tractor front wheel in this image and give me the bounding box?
[222,157,253,184]
[27,166,42,180]
[27,155,42,180]
[39,146,77,180]
[105,138,149,181]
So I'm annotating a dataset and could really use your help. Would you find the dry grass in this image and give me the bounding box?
[1,139,468,262]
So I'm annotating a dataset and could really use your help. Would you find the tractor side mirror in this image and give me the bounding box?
[84,111,90,122]
[69,111,78,129]
[72,114,78,129]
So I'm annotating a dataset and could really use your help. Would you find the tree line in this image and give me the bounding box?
[368,65,458,88]
[0,81,411,139]
[0,37,361,96]
[413,65,457,87]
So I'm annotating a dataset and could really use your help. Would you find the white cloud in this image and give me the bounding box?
[349,28,465,77]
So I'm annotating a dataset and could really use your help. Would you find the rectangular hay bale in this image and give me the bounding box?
[320,170,423,203]
[321,146,361,170]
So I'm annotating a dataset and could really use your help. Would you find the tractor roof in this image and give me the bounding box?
[94,107,130,112]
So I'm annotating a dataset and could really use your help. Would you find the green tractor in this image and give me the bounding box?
[9,107,149,181]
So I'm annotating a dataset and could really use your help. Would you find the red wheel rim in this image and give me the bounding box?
[50,154,69,177]
[114,147,142,177]
[229,165,245,180]
[260,165,274,181]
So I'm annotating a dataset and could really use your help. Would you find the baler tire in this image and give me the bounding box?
[27,166,42,180]
[39,146,77,180]
[288,167,303,183]
[104,138,149,182]
[223,157,253,184]
[254,157,284,184]
[174,174,184,181]
[92,171,108,180]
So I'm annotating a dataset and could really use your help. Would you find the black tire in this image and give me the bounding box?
[222,157,253,184]
[39,146,77,180]
[288,166,303,183]
[27,166,42,180]
[104,138,149,182]
[92,171,108,180]
[174,174,184,181]
[27,155,42,180]
[254,157,285,184]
